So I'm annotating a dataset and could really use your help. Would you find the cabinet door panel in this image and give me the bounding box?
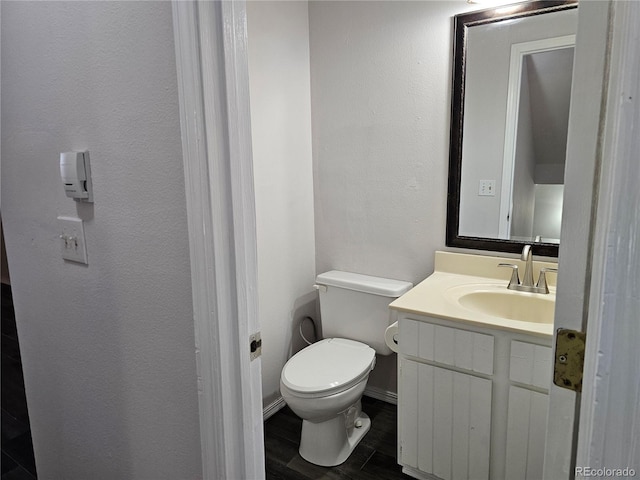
[434,325,456,366]
[399,318,494,374]
[452,374,471,480]
[472,333,494,375]
[399,318,420,357]
[419,322,436,361]
[417,363,434,473]
[510,341,552,389]
[400,359,492,480]
[453,329,474,371]
[468,376,492,478]
[433,367,454,479]
[399,358,419,468]
[505,386,549,480]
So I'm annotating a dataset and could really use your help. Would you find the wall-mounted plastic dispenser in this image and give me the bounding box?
[60,151,93,202]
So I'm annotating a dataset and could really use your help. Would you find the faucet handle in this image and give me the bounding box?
[536,267,558,294]
[498,263,520,289]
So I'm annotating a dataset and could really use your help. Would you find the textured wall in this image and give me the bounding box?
[310,1,469,285]
[1,2,202,478]
[247,1,318,408]
[309,1,476,393]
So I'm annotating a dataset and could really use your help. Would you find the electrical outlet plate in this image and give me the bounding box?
[57,216,88,264]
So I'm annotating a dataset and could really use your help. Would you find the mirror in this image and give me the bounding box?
[446,1,578,257]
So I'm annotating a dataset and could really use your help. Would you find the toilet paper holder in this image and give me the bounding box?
[384,321,400,353]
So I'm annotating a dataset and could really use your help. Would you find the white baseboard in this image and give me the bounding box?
[364,386,398,405]
[262,396,286,421]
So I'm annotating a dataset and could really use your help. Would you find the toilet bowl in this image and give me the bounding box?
[280,270,413,467]
[280,338,376,466]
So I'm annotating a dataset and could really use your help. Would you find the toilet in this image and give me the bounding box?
[280,270,413,466]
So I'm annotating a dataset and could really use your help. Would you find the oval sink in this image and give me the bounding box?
[447,285,555,324]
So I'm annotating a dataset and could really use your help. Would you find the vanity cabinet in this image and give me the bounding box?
[505,340,552,480]
[505,386,549,480]
[396,315,552,480]
[399,359,492,480]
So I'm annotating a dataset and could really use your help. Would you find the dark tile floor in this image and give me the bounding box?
[2,284,37,480]
[264,396,412,480]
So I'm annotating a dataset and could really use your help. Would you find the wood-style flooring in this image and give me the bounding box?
[1,284,37,480]
[264,396,412,480]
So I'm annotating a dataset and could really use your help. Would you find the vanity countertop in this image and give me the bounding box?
[389,251,558,338]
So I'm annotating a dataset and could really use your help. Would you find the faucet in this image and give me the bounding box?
[521,244,535,288]
[498,245,557,294]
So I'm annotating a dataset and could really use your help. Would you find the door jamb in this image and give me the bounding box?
[172,1,264,478]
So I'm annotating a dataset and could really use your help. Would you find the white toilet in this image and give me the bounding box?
[280,270,412,467]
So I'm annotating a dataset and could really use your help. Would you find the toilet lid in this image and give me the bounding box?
[281,338,375,395]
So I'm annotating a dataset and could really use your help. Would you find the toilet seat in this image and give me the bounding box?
[281,338,375,398]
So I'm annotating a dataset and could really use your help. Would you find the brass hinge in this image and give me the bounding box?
[250,332,262,361]
[553,328,586,392]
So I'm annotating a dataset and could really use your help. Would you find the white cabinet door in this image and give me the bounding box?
[400,358,492,480]
[510,341,552,389]
[399,318,494,374]
[505,386,549,480]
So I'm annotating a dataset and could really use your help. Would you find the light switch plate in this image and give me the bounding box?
[57,216,88,264]
[478,180,496,196]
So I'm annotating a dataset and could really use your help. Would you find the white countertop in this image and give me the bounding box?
[389,251,557,338]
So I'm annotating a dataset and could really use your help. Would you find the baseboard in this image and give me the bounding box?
[364,386,398,405]
[263,396,286,421]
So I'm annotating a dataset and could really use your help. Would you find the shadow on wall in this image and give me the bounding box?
[289,291,319,357]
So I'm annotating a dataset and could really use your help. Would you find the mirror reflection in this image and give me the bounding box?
[447,2,578,256]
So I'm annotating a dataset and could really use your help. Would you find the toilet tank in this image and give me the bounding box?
[315,271,413,355]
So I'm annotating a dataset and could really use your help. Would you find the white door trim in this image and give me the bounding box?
[498,35,576,239]
[172,1,264,479]
[576,0,640,473]
[543,1,612,478]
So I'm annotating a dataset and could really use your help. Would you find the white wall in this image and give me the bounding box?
[310,0,468,285]
[309,1,478,394]
[528,47,574,181]
[247,1,317,408]
[1,2,202,478]
[532,185,564,241]
[511,64,536,240]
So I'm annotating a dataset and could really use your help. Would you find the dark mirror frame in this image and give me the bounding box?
[446,0,578,258]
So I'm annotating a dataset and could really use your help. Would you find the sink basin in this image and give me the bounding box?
[388,252,559,336]
[446,284,555,324]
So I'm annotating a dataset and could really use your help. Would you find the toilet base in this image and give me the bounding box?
[298,403,371,467]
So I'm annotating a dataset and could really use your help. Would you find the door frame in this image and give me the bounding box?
[543,1,612,477]
[498,34,576,239]
[575,0,640,474]
[546,1,640,478]
[172,1,264,478]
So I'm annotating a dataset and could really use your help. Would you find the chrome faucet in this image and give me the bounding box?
[498,245,557,294]
[521,244,535,288]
